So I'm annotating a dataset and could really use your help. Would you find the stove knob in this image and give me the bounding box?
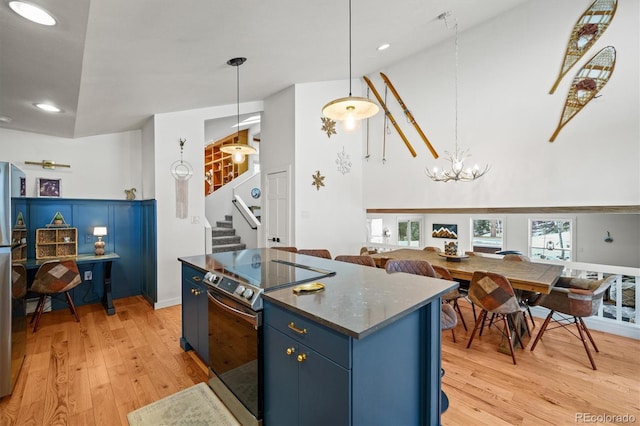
[204,272,215,282]
[236,285,246,295]
[243,288,254,299]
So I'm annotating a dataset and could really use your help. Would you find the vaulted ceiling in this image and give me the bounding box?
[0,0,530,139]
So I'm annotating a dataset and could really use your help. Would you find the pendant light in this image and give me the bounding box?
[220,57,257,164]
[425,13,489,183]
[322,0,379,129]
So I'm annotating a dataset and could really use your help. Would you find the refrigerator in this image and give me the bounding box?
[0,162,27,397]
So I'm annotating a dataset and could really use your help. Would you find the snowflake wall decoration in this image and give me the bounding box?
[311,170,325,191]
[321,117,337,138]
[336,147,352,175]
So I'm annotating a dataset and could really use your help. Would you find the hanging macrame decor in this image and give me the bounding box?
[171,138,193,219]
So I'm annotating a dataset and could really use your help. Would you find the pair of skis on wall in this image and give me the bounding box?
[363,73,439,160]
[549,0,617,142]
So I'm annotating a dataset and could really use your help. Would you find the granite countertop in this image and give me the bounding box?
[262,256,457,339]
[178,249,458,340]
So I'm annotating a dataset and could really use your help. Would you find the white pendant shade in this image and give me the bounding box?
[220,143,257,164]
[322,96,379,121]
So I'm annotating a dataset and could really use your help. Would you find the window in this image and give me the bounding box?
[398,219,421,247]
[529,219,574,261]
[367,218,384,243]
[471,218,503,253]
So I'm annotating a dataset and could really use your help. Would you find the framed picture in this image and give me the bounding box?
[37,177,61,197]
[432,223,458,239]
[19,177,26,196]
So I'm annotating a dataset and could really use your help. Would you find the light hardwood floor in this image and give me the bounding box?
[1,296,638,425]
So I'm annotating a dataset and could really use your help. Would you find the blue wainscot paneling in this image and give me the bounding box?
[23,198,157,308]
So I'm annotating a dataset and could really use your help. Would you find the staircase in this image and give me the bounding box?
[211,215,246,253]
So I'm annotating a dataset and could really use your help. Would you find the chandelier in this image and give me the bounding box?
[425,13,489,183]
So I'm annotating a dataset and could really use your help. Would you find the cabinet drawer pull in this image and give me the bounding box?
[192,276,201,282]
[288,322,307,335]
[286,347,295,356]
[297,353,307,363]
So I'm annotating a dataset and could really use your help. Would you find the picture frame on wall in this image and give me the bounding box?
[37,177,61,198]
[432,223,458,239]
[19,176,26,196]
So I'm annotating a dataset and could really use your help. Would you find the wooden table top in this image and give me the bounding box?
[371,249,564,294]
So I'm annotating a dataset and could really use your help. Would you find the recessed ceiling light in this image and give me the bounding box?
[34,103,62,113]
[0,115,12,123]
[377,43,390,51]
[9,1,56,26]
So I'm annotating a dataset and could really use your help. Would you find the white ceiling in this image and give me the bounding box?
[0,0,530,139]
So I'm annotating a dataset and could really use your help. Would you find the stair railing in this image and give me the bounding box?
[233,194,260,230]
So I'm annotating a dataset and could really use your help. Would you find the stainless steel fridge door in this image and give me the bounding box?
[0,247,13,396]
[0,162,11,247]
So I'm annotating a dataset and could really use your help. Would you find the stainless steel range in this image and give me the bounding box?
[202,249,335,426]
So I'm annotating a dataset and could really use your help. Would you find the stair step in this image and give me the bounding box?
[216,220,233,229]
[210,243,246,253]
[224,214,233,222]
[212,235,241,245]
[211,227,235,237]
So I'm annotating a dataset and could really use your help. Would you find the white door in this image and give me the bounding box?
[265,170,290,247]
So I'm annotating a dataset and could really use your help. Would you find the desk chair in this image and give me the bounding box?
[30,259,82,332]
[466,271,530,365]
[297,249,332,259]
[335,255,376,267]
[530,275,617,370]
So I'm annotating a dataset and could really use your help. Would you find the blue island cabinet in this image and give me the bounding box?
[180,264,209,363]
[264,300,442,426]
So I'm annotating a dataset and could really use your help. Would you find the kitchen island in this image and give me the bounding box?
[261,253,457,426]
[179,249,457,425]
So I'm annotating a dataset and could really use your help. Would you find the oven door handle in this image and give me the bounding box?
[208,292,259,327]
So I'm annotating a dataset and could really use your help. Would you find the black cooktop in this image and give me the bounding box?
[208,248,335,292]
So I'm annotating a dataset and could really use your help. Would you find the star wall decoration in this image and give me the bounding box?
[321,117,337,138]
[336,147,352,175]
[311,170,325,191]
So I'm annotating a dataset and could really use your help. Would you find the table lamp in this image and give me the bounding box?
[93,226,107,255]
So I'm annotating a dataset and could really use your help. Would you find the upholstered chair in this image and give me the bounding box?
[423,246,441,253]
[384,259,436,277]
[359,247,378,255]
[30,259,82,332]
[273,246,298,253]
[334,255,376,267]
[12,263,28,300]
[466,271,530,364]
[297,249,332,259]
[530,275,617,370]
[502,253,537,328]
[432,265,467,331]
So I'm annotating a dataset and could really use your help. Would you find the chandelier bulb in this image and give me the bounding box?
[232,150,245,164]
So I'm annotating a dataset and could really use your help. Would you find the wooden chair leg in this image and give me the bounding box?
[466,310,486,349]
[32,295,46,332]
[502,316,517,365]
[530,311,554,351]
[508,313,525,350]
[453,299,467,331]
[450,329,456,343]
[65,291,80,322]
[30,295,45,324]
[575,317,597,370]
[578,317,599,352]
[526,305,536,329]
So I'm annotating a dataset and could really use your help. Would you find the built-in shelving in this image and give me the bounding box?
[35,228,78,259]
[204,130,249,195]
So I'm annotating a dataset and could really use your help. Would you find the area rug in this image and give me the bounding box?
[127,382,240,426]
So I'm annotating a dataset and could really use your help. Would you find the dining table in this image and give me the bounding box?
[370,248,564,294]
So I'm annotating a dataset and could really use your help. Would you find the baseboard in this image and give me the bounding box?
[154,297,181,310]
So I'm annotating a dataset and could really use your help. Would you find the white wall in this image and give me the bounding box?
[362,0,639,209]
[0,127,142,199]
[151,101,263,308]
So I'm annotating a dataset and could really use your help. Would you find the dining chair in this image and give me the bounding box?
[12,263,28,300]
[502,253,537,328]
[432,265,467,331]
[422,246,441,252]
[297,249,332,259]
[273,246,298,253]
[466,271,530,364]
[30,259,82,332]
[359,246,378,255]
[334,255,376,267]
[530,275,617,370]
[385,260,458,342]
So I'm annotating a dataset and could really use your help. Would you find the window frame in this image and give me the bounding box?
[397,217,422,248]
[470,217,505,254]
[528,217,576,261]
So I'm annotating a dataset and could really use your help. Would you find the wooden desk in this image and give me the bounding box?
[23,253,120,315]
[371,249,563,294]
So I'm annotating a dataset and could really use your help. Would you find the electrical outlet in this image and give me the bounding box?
[84,271,92,281]
[86,234,93,243]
